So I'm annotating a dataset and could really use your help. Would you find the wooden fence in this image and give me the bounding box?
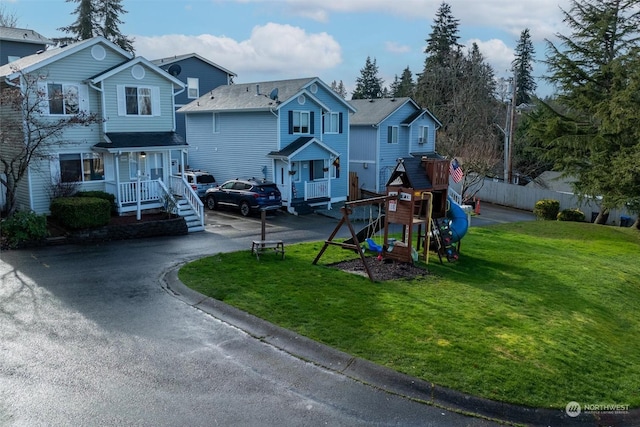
[467,178,634,225]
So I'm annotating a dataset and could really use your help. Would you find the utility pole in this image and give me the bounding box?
[507,71,517,184]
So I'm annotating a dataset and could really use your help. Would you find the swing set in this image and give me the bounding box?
[312,188,434,281]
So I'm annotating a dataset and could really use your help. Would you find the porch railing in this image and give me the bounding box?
[119,180,161,204]
[169,175,204,227]
[304,179,329,201]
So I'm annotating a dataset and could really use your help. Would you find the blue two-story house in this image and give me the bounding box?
[179,77,356,214]
[0,36,206,230]
[0,25,54,66]
[152,53,236,143]
[348,97,451,216]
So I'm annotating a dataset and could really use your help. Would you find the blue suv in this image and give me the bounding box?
[204,178,282,216]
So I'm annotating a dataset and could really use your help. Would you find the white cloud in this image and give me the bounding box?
[268,0,570,41]
[465,38,514,76]
[384,41,411,54]
[133,23,342,82]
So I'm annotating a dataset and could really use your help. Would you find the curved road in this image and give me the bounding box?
[1,211,498,426]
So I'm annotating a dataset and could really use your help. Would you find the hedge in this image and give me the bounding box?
[50,197,111,229]
[533,199,560,220]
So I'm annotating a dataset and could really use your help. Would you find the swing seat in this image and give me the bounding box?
[366,238,383,253]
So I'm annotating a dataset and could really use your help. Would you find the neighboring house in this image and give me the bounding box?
[178,77,356,214]
[348,97,450,217]
[0,36,206,231]
[0,26,54,66]
[152,53,236,144]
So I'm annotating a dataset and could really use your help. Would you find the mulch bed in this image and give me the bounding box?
[330,256,429,281]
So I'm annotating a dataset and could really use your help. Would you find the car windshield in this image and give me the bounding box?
[198,175,216,184]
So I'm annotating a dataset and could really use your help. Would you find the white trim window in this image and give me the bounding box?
[187,77,199,99]
[117,85,161,116]
[56,153,105,183]
[39,82,89,116]
[323,112,339,134]
[293,111,310,134]
[419,125,429,144]
[212,112,220,133]
[387,126,399,144]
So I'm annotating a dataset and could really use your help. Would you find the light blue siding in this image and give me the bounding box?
[101,63,176,133]
[185,111,277,183]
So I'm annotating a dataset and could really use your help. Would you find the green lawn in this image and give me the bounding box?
[179,221,640,409]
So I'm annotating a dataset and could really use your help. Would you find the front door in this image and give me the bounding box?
[275,159,290,202]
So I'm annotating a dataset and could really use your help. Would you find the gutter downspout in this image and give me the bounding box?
[87,80,107,134]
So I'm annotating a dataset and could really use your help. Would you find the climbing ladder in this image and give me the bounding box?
[431,218,459,263]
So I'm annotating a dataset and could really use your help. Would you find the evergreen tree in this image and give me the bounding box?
[532,0,640,222]
[351,56,384,100]
[415,2,464,115]
[391,66,415,97]
[96,0,134,53]
[415,3,502,200]
[58,0,96,41]
[424,2,463,67]
[58,0,134,54]
[512,28,537,105]
[330,80,347,98]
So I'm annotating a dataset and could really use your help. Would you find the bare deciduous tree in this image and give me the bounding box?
[0,68,102,216]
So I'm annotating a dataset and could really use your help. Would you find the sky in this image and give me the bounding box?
[3,0,573,98]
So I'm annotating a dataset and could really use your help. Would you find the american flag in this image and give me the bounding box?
[449,159,464,183]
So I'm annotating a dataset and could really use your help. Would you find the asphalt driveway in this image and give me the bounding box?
[1,211,503,426]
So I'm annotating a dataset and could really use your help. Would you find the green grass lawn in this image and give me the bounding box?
[179,221,640,409]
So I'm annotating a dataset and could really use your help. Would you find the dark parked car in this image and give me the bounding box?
[183,170,218,199]
[205,178,282,216]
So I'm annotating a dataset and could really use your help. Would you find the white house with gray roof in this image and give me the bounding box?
[179,77,356,214]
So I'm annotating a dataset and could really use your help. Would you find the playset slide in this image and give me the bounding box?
[445,196,469,243]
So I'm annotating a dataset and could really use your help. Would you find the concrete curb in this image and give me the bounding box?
[162,264,639,427]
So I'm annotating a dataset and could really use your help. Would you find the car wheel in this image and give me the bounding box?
[205,196,217,210]
[239,201,251,217]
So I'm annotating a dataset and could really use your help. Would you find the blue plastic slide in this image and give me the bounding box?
[446,196,469,243]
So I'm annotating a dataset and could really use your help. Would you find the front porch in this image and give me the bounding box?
[104,175,205,232]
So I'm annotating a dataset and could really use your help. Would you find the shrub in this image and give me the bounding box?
[557,208,585,222]
[76,191,116,214]
[50,197,111,229]
[0,210,48,248]
[533,199,560,220]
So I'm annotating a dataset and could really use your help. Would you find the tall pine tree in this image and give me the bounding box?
[533,0,640,222]
[512,28,536,105]
[58,0,96,42]
[97,0,134,53]
[351,56,384,100]
[391,66,415,97]
[58,0,134,54]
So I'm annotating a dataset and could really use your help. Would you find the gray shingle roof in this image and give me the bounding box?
[0,26,53,45]
[386,157,433,189]
[178,77,320,113]
[95,132,187,151]
[0,37,131,79]
[348,97,414,125]
[151,53,237,77]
